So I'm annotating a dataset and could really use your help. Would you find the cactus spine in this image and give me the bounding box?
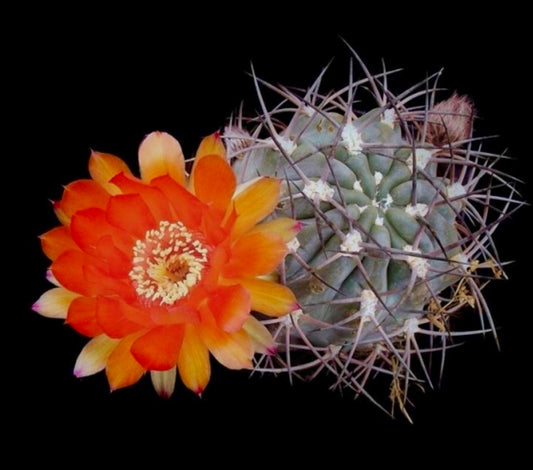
[225,52,522,419]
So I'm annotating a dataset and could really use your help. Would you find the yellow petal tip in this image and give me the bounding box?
[196,131,226,160]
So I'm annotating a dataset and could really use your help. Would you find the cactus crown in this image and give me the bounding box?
[225,51,523,420]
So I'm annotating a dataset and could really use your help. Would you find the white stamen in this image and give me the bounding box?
[303,179,335,202]
[405,203,429,217]
[129,221,208,306]
[406,148,433,170]
[403,245,429,279]
[341,122,364,155]
[360,289,378,318]
[287,237,301,253]
[340,230,362,253]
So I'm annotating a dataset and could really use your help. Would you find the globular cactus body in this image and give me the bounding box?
[226,57,522,418]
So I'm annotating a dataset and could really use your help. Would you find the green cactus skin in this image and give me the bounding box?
[225,55,523,419]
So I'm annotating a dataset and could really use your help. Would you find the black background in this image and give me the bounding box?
[11,6,530,464]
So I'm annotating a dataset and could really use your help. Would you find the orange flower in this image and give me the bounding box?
[34,131,300,396]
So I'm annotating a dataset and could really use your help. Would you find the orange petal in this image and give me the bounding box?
[96,296,146,338]
[248,217,302,243]
[177,324,211,395]
[242,316,276,355]
[93,235,132,278]
[110,173,173,222]
[195,132,226,159]
[149,303,200,326]
[88,150,133,194]
[201,243,230,287]
[190,154,236,212]
[52,249,134,300]
[231,177,281,238]
[40,226,77,261]
[52,250,103,296]
[83,263,136,301]
[106,332,146,391]
[66,296,103,337]
[199,323,253,370]
[198,206,229,246]
[151,175,205,230]
[138,131,185,185]
[70,207,134,260]
[53,201,69,226]
[74,334,120,377]
[106,193,156,239]
[116,298,154,329]
[131,325,184,371]
[56,180,110,225]
[32,287,80,319]
[208,284,251,333]
[223,231,287,278]
[233,277,298,317]
[150,368,177,398]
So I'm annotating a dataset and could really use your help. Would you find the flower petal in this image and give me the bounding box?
[53,200,69,226]
[32,287,80,319]
[208,284,251,333]
[248,217,302,243]
[195,132,226,159]
[231,177,281,238]
[96,296,146,338]
[223,231,287,278]
[52,249,133,300]
[233,277,298,317]
[83,263,136,301]
[40,226,78,261]
[88,150,132,194]
[190,154,236,213]
[52,250,103,297]
[115,298,154,329]
[242,316,276,355]
[70,207,134,260]
[150,368,177,398]
[151,175,205,230]
[131,325,185,371]
[200,243,230,287]
[46,268,60,286]
[106,332,146,391]
[199,323,253,370]
[177,324,211,395]
[74,334,120,377]
[55,180,110,225]
[66,296,103,337]
[110,173,173,222]
[138,131,185,185]
[106,193,156,239]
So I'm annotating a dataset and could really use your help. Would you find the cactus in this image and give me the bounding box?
[225,51,523,419]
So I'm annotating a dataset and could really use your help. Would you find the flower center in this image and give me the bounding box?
[129,221,208,305]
